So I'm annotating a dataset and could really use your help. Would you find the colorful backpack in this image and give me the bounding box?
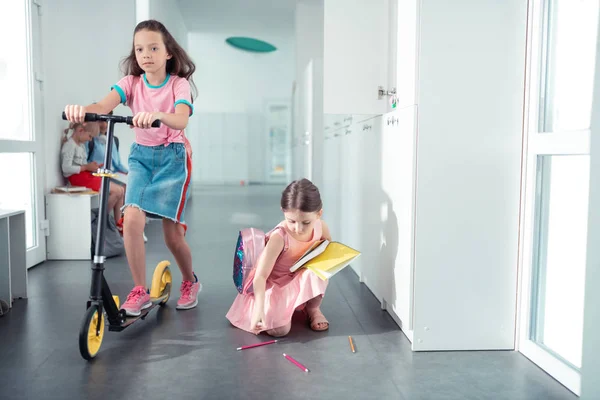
[233,228,266,294]
[232,226,288,294]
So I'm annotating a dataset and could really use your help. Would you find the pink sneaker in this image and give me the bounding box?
[121,286,152,316]
[177,274,202,310]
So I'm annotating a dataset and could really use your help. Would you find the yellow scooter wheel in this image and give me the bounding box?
[150,260,172,305]
[79,305,105,360]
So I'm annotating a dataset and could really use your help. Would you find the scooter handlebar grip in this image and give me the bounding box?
[125,116,161,128]
[61,112,99,122]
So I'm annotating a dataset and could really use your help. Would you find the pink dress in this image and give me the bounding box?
[226,220,329,333]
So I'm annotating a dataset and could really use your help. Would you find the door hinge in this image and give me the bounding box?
[34,72,44,83]
[33,0,43,16]
[40,219,50,237]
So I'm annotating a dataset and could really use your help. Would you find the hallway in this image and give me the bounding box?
[0,186,576,399]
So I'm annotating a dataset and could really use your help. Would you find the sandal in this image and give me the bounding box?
[305,308,329,332]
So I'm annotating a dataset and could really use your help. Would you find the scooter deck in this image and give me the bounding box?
[108,289,170,332]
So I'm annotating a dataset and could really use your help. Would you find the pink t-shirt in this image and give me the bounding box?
[112,74,194,146]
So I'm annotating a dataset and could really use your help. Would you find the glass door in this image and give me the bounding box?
[518,0,599,395]
[0,0,46,268]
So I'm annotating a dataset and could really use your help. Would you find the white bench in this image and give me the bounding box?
[0,209,27,308]
[45,192,99,260]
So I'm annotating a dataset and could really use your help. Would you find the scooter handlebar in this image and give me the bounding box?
[62,111,98,122]
[123,116,161,128]
[62,112,161,128]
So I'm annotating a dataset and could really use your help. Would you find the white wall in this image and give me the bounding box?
[295,1,324,91]
[187,33,294,114]
[186,32,294,184]
[136,0,150,24]
[581,14,600,399]
[148,0,189,51]
[42,0,135,191]
[294,0,324,185]
[396,0,418,108]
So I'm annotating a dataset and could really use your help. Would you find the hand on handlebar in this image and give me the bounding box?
[62,108,161,128]
[132,112,162,129]
[64,105,87,123]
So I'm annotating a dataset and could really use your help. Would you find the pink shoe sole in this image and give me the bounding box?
[123,300,152,317]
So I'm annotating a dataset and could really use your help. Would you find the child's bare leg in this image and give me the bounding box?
[106,188,118,217]
[266,322,292,337]
[162,219,195,282]
[111,185,124,219]
[123,207,146,287]
[305,295,329,331]
[306,295,324,310]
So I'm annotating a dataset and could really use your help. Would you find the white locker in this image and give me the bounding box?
[343,122,364,279]
[323,127,341,239]
[355,116,385,304]
[306,0,525,353]
[380,106,418,336]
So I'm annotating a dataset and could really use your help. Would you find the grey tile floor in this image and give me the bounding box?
[0,185,577,399]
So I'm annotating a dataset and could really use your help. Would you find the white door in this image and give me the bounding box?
[264,102,292,184]
[0,1,46,268]
[323,0,395,115]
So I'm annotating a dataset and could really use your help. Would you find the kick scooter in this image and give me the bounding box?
[62,112,172,361]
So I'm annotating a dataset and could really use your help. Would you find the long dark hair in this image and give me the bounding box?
[120,20,197,99]
[281,179,323,213]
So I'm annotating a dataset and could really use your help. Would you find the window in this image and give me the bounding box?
[0,0,33,141]
[519,0,598,395]
[0,1,46,267]
[530,155,590,369]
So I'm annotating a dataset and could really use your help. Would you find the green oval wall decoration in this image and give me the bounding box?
[225,37,277,53]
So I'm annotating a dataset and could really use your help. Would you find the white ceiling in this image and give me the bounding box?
[176,0,296,35]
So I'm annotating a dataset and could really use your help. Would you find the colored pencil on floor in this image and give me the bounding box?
[283,353,309,372]
[348,336,356,353]
[236,339,278,351]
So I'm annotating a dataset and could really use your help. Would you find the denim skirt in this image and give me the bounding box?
[123,141,192,230]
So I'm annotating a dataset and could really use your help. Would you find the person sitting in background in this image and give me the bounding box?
[87,111,129,175]
[86,116,148,242]
[61,121,125,231]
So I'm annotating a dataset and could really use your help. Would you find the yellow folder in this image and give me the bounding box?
[300,241,361,281]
